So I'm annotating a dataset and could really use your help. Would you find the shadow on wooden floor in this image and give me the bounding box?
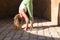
[0,18,60,40]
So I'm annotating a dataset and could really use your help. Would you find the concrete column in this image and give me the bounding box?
[51,0,59,25]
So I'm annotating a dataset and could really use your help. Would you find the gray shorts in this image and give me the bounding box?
[19,3,27,13]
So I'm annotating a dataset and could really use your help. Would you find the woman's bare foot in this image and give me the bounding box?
[24,27,28,31]
[30,25,33,31]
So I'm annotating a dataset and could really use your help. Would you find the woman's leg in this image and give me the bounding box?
[26,3,34,30]
[19,9,29,30]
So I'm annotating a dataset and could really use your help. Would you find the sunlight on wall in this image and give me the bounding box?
[51,0,60,25]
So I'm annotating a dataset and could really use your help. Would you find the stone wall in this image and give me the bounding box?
[0,0,22,18]
[0,0,51,20]
[33,0,51,20]
[41,0,51,20]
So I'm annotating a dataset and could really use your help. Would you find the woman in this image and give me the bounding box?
[19,0,34,30]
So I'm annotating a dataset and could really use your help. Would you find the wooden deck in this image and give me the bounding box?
[0,18,60,40]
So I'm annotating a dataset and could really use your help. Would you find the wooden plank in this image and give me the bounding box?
[0,23,14,40]
[11,38,20,40]
[0,19,12,34]
[20,30,30,40]
[38,28,45,40]
[44,27,52,40]
[30,39,37,40]
[55,27,60,33]
[29,28,38,40]
[37,19,42,27]
[33,18,38,27]
[0,20,12,34]
[4,29,16,40]
[0,24,9,34]
[49,27,60,40]
[55,27,60,38]
[0,19,20,40]
[12,30,24,39]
